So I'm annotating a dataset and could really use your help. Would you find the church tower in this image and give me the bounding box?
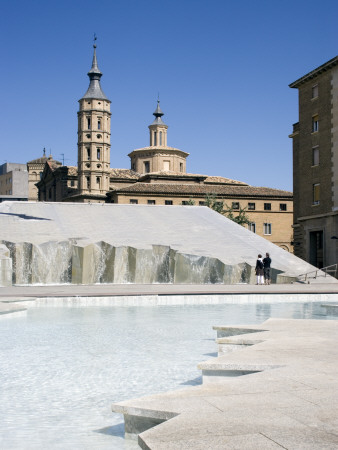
[128,101,189,174]
[77,42,111,201]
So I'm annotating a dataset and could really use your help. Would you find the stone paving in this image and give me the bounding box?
[113,318,338,449]
[1,282,338,314]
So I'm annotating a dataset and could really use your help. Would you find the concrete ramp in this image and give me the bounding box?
[0,201,333,285]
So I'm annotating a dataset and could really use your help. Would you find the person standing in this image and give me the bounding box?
[263,252,272,285]
[255,254,264,285]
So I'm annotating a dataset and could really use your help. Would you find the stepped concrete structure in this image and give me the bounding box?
[112,318,338,449]
[0,201,334,286]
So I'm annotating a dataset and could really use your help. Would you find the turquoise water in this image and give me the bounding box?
[0,301,336,449]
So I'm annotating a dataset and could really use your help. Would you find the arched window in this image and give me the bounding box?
[159,131,162,146]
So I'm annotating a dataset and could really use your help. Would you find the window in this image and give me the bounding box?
[263,223,272,235]
[97,148,101,160]
[96,177,100,187]
[87,117,91,129]
[98,119,101,130]
[180,163,183,172]
[159,131,162,146]
[182,201,190,205]
[279,203,287,211]
[130,199,138,204]
[312,146,319,166]
[163,160,170,171]
[87,148,91,160]
[312,115,319,133]
[147,200,156,205]
[232,202,239,210]
[313,183,320,205]
[165,200,173,205]
[199,201,206,206]
[249,222,256,233]
[86,177,90,189]
[39,172,43,180]
[144,161,150,173]
[264,203,271,211]
[153,131,157,146]
[71,180,75,187]
[248,202,255,210]
[312,84,318,98]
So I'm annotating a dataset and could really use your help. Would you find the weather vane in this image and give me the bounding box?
[93,33,97,48]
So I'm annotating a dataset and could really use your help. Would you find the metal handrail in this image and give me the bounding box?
[298,264,338,281]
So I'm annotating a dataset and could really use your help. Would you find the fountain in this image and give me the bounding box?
[0,201,334,286]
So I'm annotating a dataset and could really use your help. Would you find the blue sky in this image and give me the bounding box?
[1,0,338,191]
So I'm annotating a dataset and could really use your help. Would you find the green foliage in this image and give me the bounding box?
[203,194,250,226]
[203,194,224,213]
[222,203,251,226]
[182,198,196,206]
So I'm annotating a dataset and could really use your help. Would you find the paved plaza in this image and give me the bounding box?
[113,316,338,449]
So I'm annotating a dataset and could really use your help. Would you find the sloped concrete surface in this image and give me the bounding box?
[112,319,338,449]
[0,201,336,285]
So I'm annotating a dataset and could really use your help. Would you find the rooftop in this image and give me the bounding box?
[111,182,293,198]
[289,55,338,88]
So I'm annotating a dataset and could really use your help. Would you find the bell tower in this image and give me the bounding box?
[77,42,111,200]
[148,100,168,147]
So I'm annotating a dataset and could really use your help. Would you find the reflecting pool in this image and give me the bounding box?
[0,301,337,449]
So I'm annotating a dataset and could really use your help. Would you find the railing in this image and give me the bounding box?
[298,264,338,282]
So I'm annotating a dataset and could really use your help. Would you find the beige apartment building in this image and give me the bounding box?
[289,55,338,267]
[37,44,293,251]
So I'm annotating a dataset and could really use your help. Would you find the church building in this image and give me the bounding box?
[36,44,293,251]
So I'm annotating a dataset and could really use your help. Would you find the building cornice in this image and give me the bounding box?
[297,210,338,221]
[289,55,338,88]
[128,146,189,158]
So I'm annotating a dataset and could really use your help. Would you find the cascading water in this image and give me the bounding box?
[1,239,253,286]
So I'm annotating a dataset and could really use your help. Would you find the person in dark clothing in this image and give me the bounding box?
[263,252,272,285]
[255,254,264,285]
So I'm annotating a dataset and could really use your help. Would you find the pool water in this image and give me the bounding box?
[0,301,336,449]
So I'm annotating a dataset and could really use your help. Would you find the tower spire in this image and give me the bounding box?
[152,99,165,125]
[81,37,108,100]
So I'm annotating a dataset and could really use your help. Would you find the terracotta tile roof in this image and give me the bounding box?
[139,172,248,185]
[204,176,248,185]
[109,168,140,179]
[28,155,61,165]
[111,182,292,198]
[67,166,78,176]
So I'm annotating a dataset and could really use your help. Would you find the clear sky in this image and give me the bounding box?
[1,0,338,191]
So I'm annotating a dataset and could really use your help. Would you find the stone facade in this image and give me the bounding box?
[289,55,338,267]
[27,150,61,200]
